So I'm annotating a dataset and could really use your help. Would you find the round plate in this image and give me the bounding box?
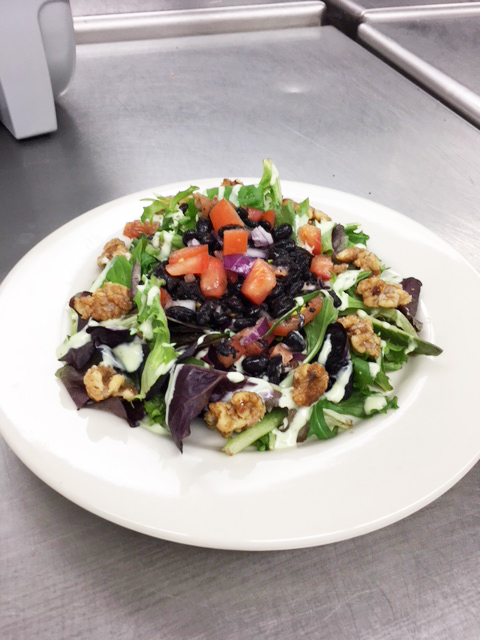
[0,180,478,550]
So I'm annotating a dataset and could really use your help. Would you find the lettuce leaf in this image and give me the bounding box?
[134,275,177,397]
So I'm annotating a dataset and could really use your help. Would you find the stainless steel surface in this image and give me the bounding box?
[1,24,480,639]
[358,16,480,127]
[74,2,324,43]
[325,0,480,23]
[70,0,308,15]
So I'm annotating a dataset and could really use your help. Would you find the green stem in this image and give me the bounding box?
[222,408,287,456]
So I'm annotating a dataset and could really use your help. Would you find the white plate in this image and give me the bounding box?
[0,180,479,550]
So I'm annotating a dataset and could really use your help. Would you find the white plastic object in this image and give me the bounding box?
[0,0,76,139]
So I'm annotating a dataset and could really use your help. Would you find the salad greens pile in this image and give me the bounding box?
[57,160,442,455]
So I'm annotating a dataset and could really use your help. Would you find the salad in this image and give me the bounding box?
[57,160,442,455]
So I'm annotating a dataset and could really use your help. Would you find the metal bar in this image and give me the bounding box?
[364,3,480,23]
[358,22,480,127]
[73,2,324,44]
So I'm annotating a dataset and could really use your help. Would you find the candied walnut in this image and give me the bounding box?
[97,238,130,267]
[331,263,349,275]
[194,192,218,217]
[356,276,412,308]
[338,314,382,359]
[282,198,331,222]
[83,365,136,402]
[291,363,329,407]
[72,282,132,321]
[336,247,382,274]
[221,178,244,187]
[204,392,266,437]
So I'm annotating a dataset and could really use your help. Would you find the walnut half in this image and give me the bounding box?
[338,314,382,359]
[97,238,130,267]
[84,365,136,402]
[336,247,382,275]
[72,282,132,322]
[291,363,329,407]
[204,392,266,437]
[356,276,412,309]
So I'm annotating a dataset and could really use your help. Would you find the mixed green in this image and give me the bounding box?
[57,160,442,454]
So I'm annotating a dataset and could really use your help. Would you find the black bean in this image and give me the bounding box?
[211,305,230,328]
[284,330,306,352]
[179,203,189,213]
[286,280,304,297]
[236,207,249,222]
[329,291,342,308]
[266,355,284,384]
[272,223,293,241]
[166,306,197,323]
[175,280,202,301]
[182,229,198,245]
[242,355,269,377]
[196,300,216,326]
[216,341,238,357]
[269,295,295,318]
[258,219,272,232]
[268,247,291,266]
[195,232,211,246]
[233,317,257,331]
[196,218,212,234]
[266,283,284,301]
[293,247,313,272]
[244,217,257,229]
[276,239,296,252]
[224,295,244,313]
[218,224,243,238]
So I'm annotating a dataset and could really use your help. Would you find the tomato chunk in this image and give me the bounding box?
[217,326,272,368]
[168,244,208,264]
[223,229,249,256]
[310,255,334,280]
[270,294,323,336]
[241,259,276,306]
[159,287,172,308]
[247,208,263,223]
[298,224,322,255]
[261,210,276,228]
[123,220,159,238]
[200,257,227,299]
[209,199,244,232]
[166,245,209,276]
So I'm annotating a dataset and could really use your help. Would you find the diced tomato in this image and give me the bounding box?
[209,199,244,232]
[298,224,322,255]
[270,316,301,337]
[166,245,209,276]
[303,294,323,323]
[168,244,208,264]
[123,219,159,238]
[159,287,172,308]
[269,343,293,365]
[247,207,263,223]
[261,210,276,228]
[217,326,272,368]
[223,229,249,256]
[310,255,335,281]
[270,294,323,336]
[241,259,276,306]
[200,257,227,299]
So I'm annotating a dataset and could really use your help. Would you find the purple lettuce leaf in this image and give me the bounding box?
[59,342,97,371]
[167,365,227,451]
[400,277,423,331]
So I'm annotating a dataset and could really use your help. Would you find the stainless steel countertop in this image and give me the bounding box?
[358,14,480,126]
[325,0,480,23]
[1,24,480,640]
